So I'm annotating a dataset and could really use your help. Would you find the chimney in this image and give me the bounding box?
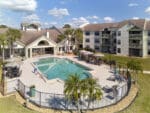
[46,30,49,38]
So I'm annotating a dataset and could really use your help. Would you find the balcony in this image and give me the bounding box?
[102,34,110,39]
[102,43,110,46]
[129,34,142,40]
[129,43,142,49]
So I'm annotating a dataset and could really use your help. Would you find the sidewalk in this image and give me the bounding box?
[143,71,150,74]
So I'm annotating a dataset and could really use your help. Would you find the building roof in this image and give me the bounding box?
[145,20,150,30]
[83,23,118,31]
[19,30,46,45]
[118,19,146,29]
[83,19,149,31]
[19,28,65,45]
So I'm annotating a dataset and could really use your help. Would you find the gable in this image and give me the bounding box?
[26,35,57,48]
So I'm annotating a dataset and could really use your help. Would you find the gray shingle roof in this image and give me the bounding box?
[19,28,65,45]
[83,19,148,31]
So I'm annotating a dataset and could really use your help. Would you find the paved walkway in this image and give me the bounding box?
[143,71,150,74]
[17,55,126,94]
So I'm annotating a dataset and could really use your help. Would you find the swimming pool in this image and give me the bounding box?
[33,57,91,80]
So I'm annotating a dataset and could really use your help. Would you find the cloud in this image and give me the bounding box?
[145,7,150,14]
[128,3,139,7]
[0,0,37,12]
[132,17,140,20]
[145,18,150,20]
[104,17,114,23]
[71,17,89,26]
[87,15,99,20]
[23,14,40,23]
[48,8,69,18]
[42,22,58,27]
[0,12,2,17]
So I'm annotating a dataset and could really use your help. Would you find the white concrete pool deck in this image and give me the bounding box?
[19,55,126,94]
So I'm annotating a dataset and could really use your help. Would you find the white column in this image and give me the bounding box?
[30,48,32,58]
[25,48,28,58]
[54,46,58,55]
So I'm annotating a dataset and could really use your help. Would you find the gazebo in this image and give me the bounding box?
[79,50,105,65]
[79,50,94,62]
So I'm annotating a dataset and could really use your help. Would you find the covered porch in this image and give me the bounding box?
[25,46,57,58]
[25,38,58,58]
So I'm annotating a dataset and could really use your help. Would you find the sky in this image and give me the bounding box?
[0,0,150,28]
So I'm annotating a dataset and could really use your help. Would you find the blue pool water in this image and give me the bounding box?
[33,57,91,80]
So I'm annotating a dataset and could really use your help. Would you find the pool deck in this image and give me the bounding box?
[19,55,126,94]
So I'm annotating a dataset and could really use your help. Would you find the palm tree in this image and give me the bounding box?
[0,33,8,61]
[82,77,102,109]
[64,74,81,113]
[64,75,102,112]
[127,60,143,84]
[73,28,83,50]
[6,28,21,57]
[58,28,83,52]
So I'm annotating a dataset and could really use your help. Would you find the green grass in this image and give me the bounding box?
[0,96,39,113]
[119,74,150,113]
[103,54,150,71]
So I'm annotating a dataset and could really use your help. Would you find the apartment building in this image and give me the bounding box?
[83,19,150,57]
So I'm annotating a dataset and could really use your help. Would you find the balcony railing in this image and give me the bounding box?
[129,43,142,49]
[129,34,143,39]
[102,43,110,46]
[102,34,110,38]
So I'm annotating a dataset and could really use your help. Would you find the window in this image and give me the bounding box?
[112,31,116,36]
[148,50,150,55]
[117,48,121,53]
[85,45,90,49]
[148,40,150,45]
[38,40,49,46]
[114,39,116,43]
[148,31,150,36]
[95,31,100,36]
[95,46,100,50]
[95,38,100,43]
[118,31,121,36]
[85,38,90,42]
[117,40,121,45]
[85,31,90,36]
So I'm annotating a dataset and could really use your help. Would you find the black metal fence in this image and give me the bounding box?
[6,79,128,110]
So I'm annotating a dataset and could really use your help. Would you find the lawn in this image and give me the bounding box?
[103,54,150,71]
[119,74,150,113]
[0,96,39,113]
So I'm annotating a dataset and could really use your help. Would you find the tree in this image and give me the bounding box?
[127,60,143,84]
[64,74,81,113]
[0,33,8,61]
[63,24,71,28]
[74,28,83,50]
[64,75,102,112]
[6,28,21,57]
[0,25,7,28]
[58,28,83,52]
[82,77,102,109]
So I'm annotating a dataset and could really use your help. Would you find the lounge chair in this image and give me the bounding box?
[102,86,113,93]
